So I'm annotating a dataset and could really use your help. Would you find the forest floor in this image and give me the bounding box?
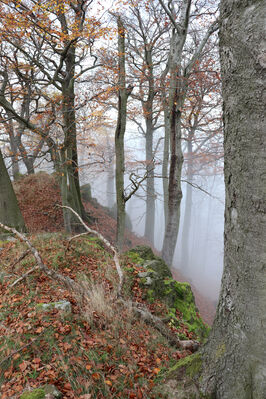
[0,173,215,399]
[14,172,216,326]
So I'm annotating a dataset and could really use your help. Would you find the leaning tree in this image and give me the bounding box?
[199,0,266,397]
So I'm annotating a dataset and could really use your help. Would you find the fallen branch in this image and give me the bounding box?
[58,205,124,297]
[0,222,82,297]
[66,232,91,250]
[10,249,31,272]
[10,266,39,287]
[1,220,199,352]
[0,339,37,366]
[119,299,199,352]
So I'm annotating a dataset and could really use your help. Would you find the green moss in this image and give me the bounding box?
[167,353,203,378]
[126,245,156,261]
[20,388,45,399]
[125,246,209,341]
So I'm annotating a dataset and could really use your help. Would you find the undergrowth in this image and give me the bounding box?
[0,234,205,399]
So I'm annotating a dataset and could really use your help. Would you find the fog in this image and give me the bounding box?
[84,130,224,303]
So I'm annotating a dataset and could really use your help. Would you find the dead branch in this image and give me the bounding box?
[119,299,199,352]
[10,249,31,272]
[66,232,91,251]
[10,266,39,287]
[0,220,199,352]
[0,222,82,297]
[0,339,37,366]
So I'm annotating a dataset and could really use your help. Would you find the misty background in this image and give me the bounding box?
[80,127,224,303]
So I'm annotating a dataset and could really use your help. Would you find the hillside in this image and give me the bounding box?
[14,173,215,325]
[0,173,214,399]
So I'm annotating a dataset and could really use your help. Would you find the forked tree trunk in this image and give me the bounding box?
[200,1,266,398]
[0,148,26,232]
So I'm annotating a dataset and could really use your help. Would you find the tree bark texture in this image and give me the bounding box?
[200,1,266,398]
[0,148,26,232]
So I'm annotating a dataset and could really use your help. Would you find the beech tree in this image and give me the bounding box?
[0,0,103,232]
[158,0,219,267]
[0,148,26,232]
[126,1,168,246]
[199,0,266,397]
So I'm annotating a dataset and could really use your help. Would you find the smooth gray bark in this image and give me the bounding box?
[0,148,26,232]
[200,1,266,398]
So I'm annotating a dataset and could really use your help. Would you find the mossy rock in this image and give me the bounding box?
[20,388,45,399]
[20,385,62,399]
[127,245,157,261]
[36,300,72,314]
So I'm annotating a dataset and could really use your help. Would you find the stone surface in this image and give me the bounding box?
[36,300,72,313]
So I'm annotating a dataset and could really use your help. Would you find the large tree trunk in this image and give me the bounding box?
[115,16,132,251]
[161,100,183,267]
[0,148,26,232]
[162,106,170,227]
[144,117,155,245]
[60,47,88,233]
[200,1,266,398]
[6,118,20,180]
[144,47,155,245]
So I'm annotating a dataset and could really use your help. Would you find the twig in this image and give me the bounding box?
[10,266,39,287]
[0,339,37,366]
[66,232,91,251]
[10,249,31,272]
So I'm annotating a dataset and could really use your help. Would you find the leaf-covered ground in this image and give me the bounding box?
[13,173,215,325]
[0,234,198,399]
[0,173,216,398]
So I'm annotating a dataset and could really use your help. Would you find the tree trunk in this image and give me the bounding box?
[162,106,170,227]
[60,46,88,233]
[115,16,132,251]
[144,116,155,245]
[161,102,183,267]
[6,118,20,180]
[200,2,266,398]
[144,47,155,246]
[0,148,26,232]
